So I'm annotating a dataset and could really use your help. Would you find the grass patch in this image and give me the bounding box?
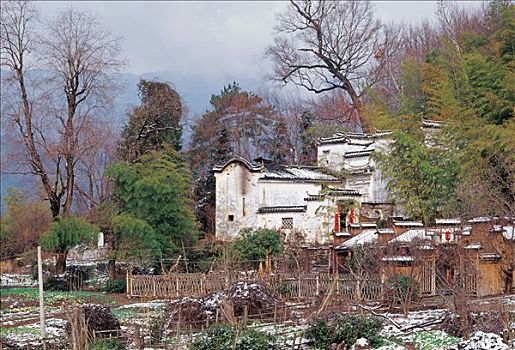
[0,326,40,338]
[0,288,113,306]
[391,330,460,350]
[111,308,137,320]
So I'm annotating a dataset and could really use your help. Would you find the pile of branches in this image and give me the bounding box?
[225,281,280,316]
[441,310,513,338]
[164,281,281,328]
[65,304,120,339]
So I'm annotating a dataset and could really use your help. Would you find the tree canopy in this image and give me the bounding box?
[40,216,99,272]
[107,147,197,259]
[118,79,184,162]
[373,1,515,220]
[0,188,52,258]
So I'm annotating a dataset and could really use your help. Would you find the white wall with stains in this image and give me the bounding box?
[215,163,335,242]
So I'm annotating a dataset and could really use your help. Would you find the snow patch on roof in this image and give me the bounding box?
[394,221,424,227]
[501,226,514,240]
[336,229,378,249]
[468,217,494,223]
[348,222,377,228]
[335,232,352,237]
[464,243,482,249]
[261,165,339,182]
[436,218,461,225]
[391,229,429,243]
[382,256,414,262]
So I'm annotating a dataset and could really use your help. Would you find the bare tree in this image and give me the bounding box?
[266,0,389,132]
[339,244,381,302]
[382,239,426,316]
[1,1,125,218]
[74,120,117,214]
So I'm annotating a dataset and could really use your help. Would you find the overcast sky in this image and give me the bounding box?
[37,1,483,80]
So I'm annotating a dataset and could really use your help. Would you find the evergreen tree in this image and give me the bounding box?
[41,216,99,273]
[107,147,197,259]
[118,79,184,162]
[372,2,515,219]
[375,132,459,224]
[188,83,276,235]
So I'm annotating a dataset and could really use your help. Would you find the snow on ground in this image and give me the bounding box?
[449,331,510,350]
[116,300,167,309]
[0,318,67,348]
[380,309,447,336]
[0,274,37,287]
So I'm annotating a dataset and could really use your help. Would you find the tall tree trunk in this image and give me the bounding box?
[55,248,68,274]
[340,79,371,134]
[15,68,64,218]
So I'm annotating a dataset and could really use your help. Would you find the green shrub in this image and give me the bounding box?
[235,228,283,266]
[307,314,384,348]
[276,282,292,296]
[103,279,127,294]
[335,315,384,348]
[150,317,165,345]
[89,338,126,350]
[189,325,277,350]
[387,275,420,303]
[306,319,335,349]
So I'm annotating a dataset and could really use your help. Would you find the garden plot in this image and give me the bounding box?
[1,284,514,349]
[1,318,68,349]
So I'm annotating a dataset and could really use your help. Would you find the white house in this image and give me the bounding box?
[213,157,361,242]
[317,131,392,203]
[213,129,404,242]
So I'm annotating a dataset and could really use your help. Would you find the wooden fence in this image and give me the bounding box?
[127,272,384,301]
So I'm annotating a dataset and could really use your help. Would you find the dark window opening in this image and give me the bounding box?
[340,213,347,230]
[228,215,234,222]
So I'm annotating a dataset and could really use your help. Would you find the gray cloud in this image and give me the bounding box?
[36,1,479,76]
[35,1,482,113]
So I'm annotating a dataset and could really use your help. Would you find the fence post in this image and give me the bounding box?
[152,277,156,297]
[316,275,320,296]
[243,305,248,328]
[37,246,46,350]
[176,276,179,297]
[126,270,129,295]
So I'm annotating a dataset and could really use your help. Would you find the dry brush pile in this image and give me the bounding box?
[163,281,282,328]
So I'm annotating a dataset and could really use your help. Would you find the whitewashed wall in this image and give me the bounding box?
[215,163,261,241]
[317,137,391,203]
[215,164,335,243]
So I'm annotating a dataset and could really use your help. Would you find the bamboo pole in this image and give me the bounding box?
[37,246,46,350]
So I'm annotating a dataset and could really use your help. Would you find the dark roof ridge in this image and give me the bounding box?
[212,157,261,173]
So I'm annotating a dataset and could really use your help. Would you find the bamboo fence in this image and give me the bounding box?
[127,272,384,301]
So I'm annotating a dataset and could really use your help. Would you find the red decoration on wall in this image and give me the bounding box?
[445,230,451,241]
[334,213,340,233]
[348,208,355,224]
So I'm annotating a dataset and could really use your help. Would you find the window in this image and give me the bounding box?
[228,215,234,222]
[282,217,293,230]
